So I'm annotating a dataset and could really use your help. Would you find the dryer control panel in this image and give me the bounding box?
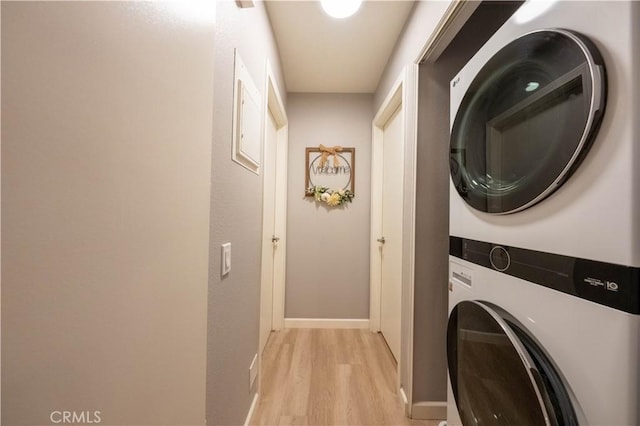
[450,236,640,315]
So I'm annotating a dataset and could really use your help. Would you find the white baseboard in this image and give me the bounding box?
[399,386,410,417]
[412,401,447,420]
[244,392,259,426]
[284,318,370,329]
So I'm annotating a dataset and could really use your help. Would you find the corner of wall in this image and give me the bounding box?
[206,2,287,424]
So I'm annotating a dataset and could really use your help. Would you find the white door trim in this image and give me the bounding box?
[403,63,419,415]
[401,0,479,416]
[368,0,484,418]
[370,70,404,334]
[415,0,481,64]
[371,66,418,395]
[260,60,288,340]
[371,64,419,410]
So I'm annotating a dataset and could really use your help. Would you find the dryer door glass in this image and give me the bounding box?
[450,29,606,214]
[447,301,577,426]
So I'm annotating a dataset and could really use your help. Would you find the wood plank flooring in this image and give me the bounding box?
[251,328,441,426]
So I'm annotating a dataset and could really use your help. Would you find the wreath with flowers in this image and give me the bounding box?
[306,185,354,207]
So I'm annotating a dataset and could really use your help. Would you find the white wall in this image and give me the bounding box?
[206,2,287,425]
[285,93,372,320]
[2,2,214,424]
[374,1,452,112]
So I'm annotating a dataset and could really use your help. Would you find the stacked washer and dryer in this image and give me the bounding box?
[446,1,640,425]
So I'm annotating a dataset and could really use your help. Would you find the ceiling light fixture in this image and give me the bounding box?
[320,0,363,19]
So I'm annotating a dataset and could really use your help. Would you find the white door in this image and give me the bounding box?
[259,109,278,354]
[380,104,404,362]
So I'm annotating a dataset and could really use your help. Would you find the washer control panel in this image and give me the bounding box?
[450,261,474,288]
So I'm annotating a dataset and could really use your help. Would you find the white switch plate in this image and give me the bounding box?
[221,243,231,276]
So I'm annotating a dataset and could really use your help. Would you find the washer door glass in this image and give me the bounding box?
[447,301,577,426]
[450,29,606,214]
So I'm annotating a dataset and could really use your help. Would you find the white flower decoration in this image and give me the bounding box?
[306,185,354,207]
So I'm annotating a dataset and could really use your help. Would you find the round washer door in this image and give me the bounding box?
[447,301,578,426]
[450,29,606,214]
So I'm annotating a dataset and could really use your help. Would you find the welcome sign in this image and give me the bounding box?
[305,145,355,195]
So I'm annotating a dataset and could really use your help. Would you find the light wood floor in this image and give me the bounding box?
[251,328,441,426]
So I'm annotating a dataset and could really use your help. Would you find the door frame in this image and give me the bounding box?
[370,2,482,418]
[259,60,288,347]
[406,1,481,419]
[370,69,405,333]
[370,65,418,393]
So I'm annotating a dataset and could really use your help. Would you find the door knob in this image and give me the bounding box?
[377,237,386,244]
[272,236,280,243]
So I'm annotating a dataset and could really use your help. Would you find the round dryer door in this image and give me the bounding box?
[450,29,606,214]
[447,301,578,426]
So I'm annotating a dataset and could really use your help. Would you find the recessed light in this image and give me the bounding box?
[320,0,363,19]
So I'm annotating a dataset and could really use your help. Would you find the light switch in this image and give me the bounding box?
[221,243,231,276]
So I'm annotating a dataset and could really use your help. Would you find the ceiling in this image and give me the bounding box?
[264,0,415,94]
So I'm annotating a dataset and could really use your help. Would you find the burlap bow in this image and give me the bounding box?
[318,144,343,168]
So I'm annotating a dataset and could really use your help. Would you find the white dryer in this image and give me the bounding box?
[447,1,640,425]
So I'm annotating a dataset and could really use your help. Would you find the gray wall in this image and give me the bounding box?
[2,2,214,424]
[206,2,286,425]
[285,93,372,320]
[373,0,521,407]
[411,62,451,405]
[374,1,452,112]
[373,0,454,405]
[412,2,522,404]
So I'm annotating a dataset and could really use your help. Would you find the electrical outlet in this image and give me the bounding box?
[221,243,231,276]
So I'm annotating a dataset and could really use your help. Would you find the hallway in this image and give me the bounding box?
[0,1,504,424]
[252,329,439,426]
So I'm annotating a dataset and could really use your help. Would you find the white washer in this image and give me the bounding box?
[447,258,640,425]
[447,1,640,425]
